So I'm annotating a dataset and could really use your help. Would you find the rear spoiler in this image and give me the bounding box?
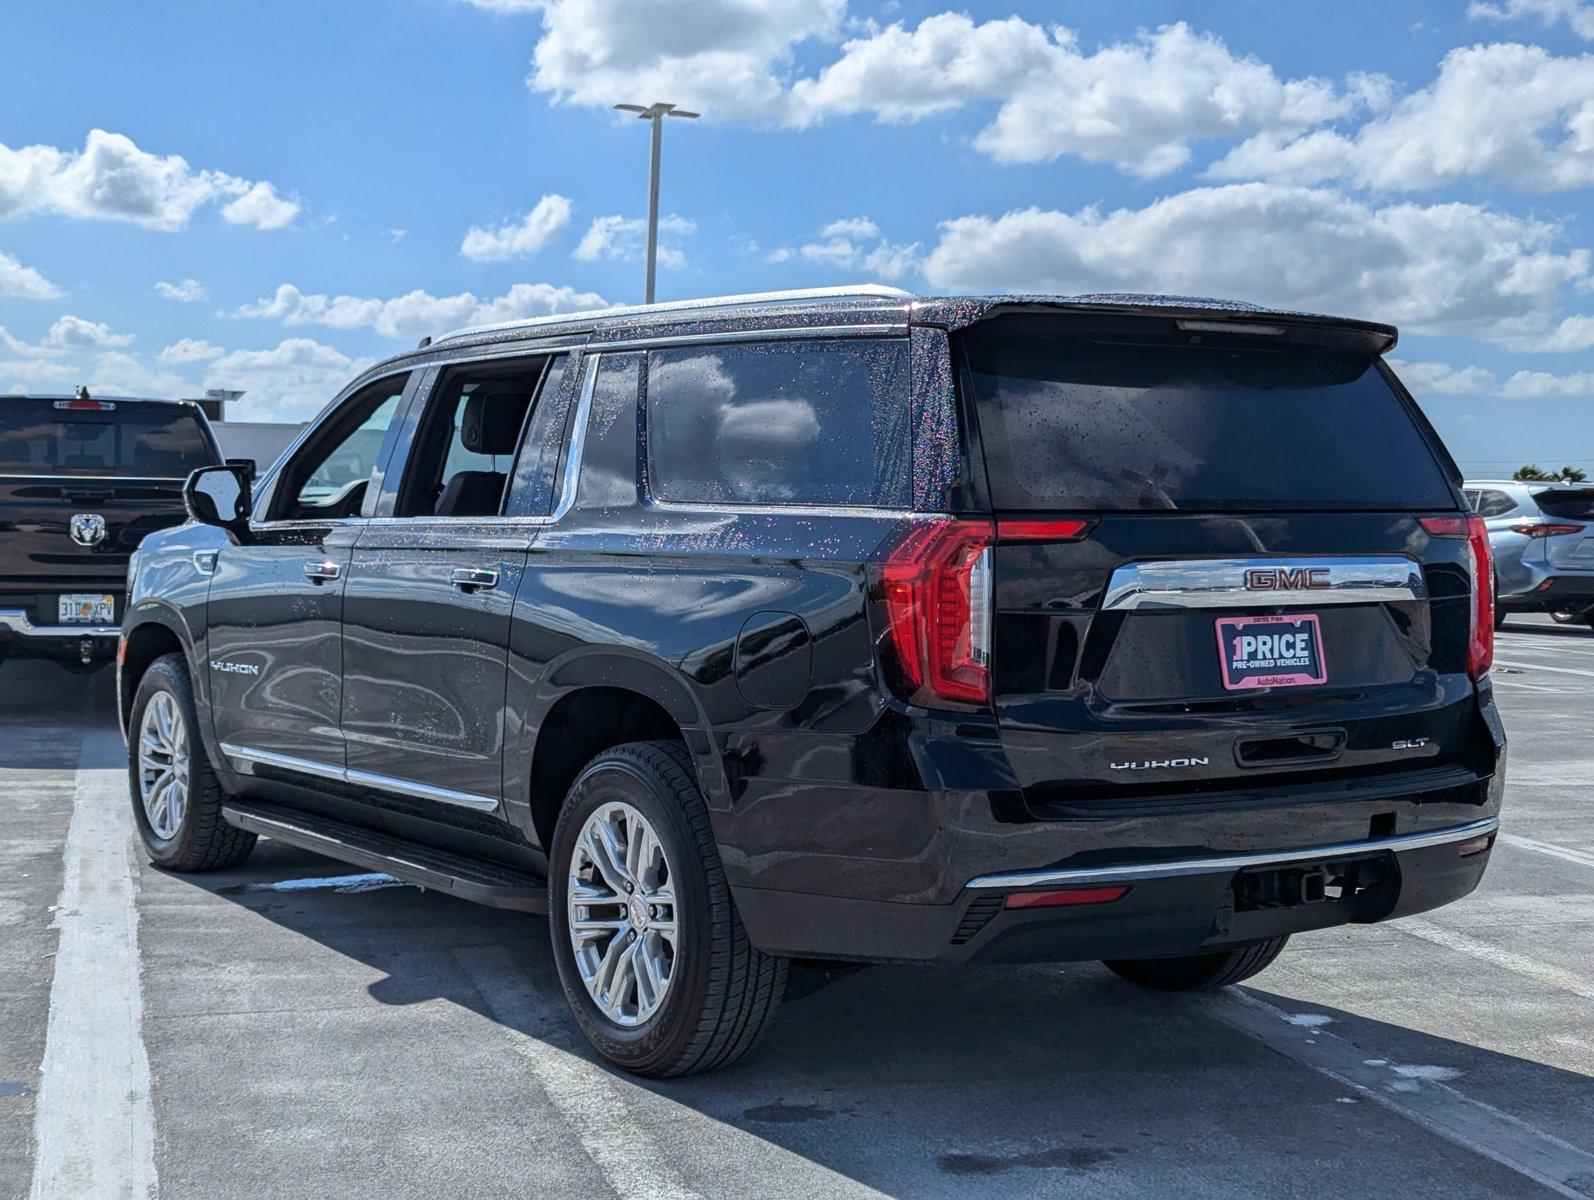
[917,297,1399,358]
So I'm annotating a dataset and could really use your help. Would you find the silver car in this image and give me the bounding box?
[1464,480,1594,628]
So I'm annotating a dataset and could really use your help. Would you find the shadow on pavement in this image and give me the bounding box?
[166,839,1575,1198]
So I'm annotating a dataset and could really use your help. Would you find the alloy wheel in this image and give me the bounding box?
[566,801,678,1027]
[137,691,190,841]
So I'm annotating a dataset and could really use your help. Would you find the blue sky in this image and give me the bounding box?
[2,0,1593,479]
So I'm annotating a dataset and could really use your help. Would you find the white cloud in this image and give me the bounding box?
[158,338,225,364]
[789,18,1365,177]
[85,351,194,399]
[1209,43,1594,191]
[46,315,134,350]
[1515,313,1594,352]
[204,338,376,421]
[574,213,695,269]
[154,278,206,302]
[1391,359,1500,395]
[772,215,921,280]
[235,280,611,340]
[530,0,845,119]
[0,250,61,299]
[218,181,299,230]
[0,129,299,231]
[1469,0,1594,38]
[461,194,574,261]
[922,184,1590,346]
[1500,368,1594,397]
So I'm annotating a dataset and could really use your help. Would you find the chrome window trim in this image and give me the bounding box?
[220,742,500,813]
[594,323,905,353]
[1101,555,1426,612]
[544,350,600,524]
[643,498,922,519]
[965,817,1498,891]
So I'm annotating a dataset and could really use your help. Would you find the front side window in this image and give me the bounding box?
[271,376,409,521]
[646,338,911,508]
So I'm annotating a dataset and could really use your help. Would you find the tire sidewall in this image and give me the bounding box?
[548,751,713,1071]
[127,655,207,866]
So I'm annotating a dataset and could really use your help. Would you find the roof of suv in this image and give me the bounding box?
[422,285,1400,355]
[0,393,201,408]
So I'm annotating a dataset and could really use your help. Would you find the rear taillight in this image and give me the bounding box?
[1508,522,1584,537]
[879,519,994,707]
[1421,514,1494,679]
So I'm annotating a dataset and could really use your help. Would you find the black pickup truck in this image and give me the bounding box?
[0,392,222,670]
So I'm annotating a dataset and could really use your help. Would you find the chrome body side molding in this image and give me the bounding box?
[964,817,1498,891]
[1101,556,1426,612]
[219,742,501,813]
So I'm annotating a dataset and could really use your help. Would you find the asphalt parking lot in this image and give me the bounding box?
[2,617,1592,1200]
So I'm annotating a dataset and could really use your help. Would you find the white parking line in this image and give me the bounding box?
[1494,658,1594,680]
[1208,990,1594,1199]
[455,945,705,1200]
[1498,832,1594,871]
[29,731,157,1200]
[1395,917,1594,1001]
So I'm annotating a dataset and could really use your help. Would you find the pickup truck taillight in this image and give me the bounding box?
[1421,514,1494,679]
[877,516,1094,708]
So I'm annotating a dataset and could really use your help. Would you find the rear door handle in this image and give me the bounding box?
[451,567,499,592]
[303,560,342,584]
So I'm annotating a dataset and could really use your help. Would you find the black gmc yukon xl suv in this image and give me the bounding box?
[119,288,1505,1076]
[1,392,220,671]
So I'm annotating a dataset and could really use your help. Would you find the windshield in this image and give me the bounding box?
[1533,489,1594,521]
[961,321,1456,512]
[0,403,215,477]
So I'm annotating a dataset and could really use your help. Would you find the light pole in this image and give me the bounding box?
[614,101,698,304]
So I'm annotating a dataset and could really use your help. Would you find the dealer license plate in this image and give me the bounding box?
[1215,613,1327,691]
[59,594,116,625]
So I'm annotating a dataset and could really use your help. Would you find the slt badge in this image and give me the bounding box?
[69,513,107,547]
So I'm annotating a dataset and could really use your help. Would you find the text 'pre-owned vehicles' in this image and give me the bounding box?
[1,392,222,671]
[1465,479,1594,629]
[119,288,1506,1076]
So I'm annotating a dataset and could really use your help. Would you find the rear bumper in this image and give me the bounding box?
[1497,575,1594,611]
[734,817,1497,965]
[0,608,119,659]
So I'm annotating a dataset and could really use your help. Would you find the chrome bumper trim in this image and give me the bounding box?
[219,742,501,812]
[0,610,119,639]
[964,817,1499,891]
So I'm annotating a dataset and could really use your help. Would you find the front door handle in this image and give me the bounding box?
[451,567,499,592]
[303,560,342,584]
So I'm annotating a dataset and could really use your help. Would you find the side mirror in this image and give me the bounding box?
[184,464,255,545]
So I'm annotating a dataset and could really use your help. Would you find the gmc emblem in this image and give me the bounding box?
[1245,567,1331,591]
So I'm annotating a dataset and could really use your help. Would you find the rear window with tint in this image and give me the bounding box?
[0,404,214,476]
[647,338,911,508]
[1533,489,1594,520]
[962,326,1455,512]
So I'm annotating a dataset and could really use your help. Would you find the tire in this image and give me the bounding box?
[1103,936,1289,991]
[548,740,787,1077]
[128,653,256,872]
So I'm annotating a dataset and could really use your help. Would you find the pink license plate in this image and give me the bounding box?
[1215,613,1327,691]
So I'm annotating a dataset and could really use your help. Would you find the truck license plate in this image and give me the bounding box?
[59,594,116,625]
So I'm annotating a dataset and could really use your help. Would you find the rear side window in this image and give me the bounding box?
[646,338,911,508]
[1533,489,1594,520]
[961,324,1455,512]
[0,404,213,476]
[1477,490,1517,518]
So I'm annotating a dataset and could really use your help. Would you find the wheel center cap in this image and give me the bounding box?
[628,895,649,931]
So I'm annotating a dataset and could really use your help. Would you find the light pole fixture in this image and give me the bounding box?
[614,101,699,304]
